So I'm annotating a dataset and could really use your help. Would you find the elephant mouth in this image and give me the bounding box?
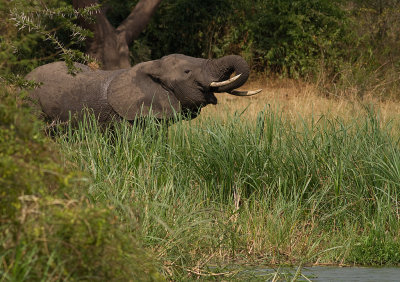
[207,93,217,105]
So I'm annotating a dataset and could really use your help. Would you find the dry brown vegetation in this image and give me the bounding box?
[202,77,400,125]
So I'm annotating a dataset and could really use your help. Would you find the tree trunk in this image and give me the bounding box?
[72,0,162,70]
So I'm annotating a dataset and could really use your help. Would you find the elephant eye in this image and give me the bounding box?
[184,69,191,74]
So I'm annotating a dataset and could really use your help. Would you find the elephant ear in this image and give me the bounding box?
[107,61,181,120]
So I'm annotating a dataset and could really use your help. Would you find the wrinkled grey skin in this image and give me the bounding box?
[26,54,251,124]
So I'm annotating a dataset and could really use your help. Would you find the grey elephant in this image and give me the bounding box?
[26,54,261,124]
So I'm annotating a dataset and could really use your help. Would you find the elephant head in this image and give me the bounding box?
[108,54,261,120]
[26,54,261,123]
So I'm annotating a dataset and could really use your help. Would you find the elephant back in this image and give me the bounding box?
[26,62,122,122]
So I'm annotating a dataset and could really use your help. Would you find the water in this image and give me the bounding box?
[254,266,400,281]
[304,266,400,281]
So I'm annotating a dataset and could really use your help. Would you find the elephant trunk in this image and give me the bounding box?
[208,55,250,93]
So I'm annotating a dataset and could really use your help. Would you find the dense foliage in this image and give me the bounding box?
[143,0,351,78]
[104,0,352,78]
[0,85,161,280]
[2,0,399,85]
[0,0,163,272]
[0,0,95,79]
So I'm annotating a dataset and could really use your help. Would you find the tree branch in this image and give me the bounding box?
[117,0,162,45]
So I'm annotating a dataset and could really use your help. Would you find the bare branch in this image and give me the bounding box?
[117,0,162,45]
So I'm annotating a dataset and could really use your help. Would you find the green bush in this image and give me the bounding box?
[1,197,161,281]
[0,85,162,281]
[0,86,61,221]
[243,0,351,77]
[136,0,351,78]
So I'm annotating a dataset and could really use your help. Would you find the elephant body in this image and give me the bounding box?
[26,54,260,124]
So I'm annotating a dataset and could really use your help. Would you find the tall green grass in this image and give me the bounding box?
[57,106,400,277]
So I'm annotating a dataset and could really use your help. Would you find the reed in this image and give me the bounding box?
[56,91,400,277]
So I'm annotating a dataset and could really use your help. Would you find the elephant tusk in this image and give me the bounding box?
[227,89,262,96]
[210,74,241,87]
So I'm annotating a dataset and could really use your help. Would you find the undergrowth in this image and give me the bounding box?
[0,86,162,281]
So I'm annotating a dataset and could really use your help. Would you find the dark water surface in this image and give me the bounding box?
[256,266,400,281]
[304,266,400,281]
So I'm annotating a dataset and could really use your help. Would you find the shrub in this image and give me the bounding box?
[133,0,350,78]
[242,0,351,78]
[0,0,95,77]
[0,85,162,281]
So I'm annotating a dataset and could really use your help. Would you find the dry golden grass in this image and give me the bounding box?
[201,77,400,124]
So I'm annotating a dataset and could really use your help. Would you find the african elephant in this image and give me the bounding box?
[26,54,261,124]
